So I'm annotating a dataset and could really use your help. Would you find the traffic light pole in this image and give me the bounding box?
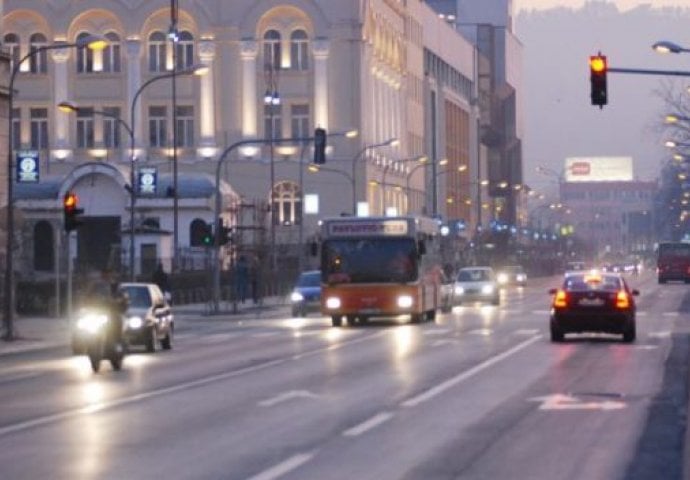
[608,67,690,77]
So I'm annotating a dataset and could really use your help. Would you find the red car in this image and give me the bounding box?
[549,271,638,343]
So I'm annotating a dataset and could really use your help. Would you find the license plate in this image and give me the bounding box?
[579,298,604,306]
[359,308,380,314]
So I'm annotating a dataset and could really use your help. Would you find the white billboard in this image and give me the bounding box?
[564,156,633,182]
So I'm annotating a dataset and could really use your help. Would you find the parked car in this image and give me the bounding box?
[290,270,322,317]
[548,271,638,343]
[120,283,174,352]
[449,267,500,306]
[496,265,527,286]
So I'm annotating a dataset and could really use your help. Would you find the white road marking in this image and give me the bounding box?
[0,371,43,384]
[532,310,551,315]
[636,311,648,317]
[252,332,280,338]
[648,331,672,339]
[529,393,626,411]
[514,329,540,336]
[663,312,679,317]
[423,328,451,336]
[246,452,316,480]
[402,335,541,408]
[342,412,394,437]
[468,328,493,336]
[634,345,659,350]
[432,339,460,347]
[258,390,319,407]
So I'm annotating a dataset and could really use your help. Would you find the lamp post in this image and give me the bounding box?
[169,0,181,273]
[59,64,207,281]
[378,155,427,214]
[350,138,399,214]
[3,35,107,341]
[264,64,280,271]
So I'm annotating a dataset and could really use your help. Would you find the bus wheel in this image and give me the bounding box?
[426,310,436,322]
[346,315,358,326]
[410,313,423,324]
[331,316,342,327]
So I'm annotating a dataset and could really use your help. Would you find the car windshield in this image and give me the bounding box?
[120,286,152,308]
[296,272,321,288]
[563,274,622,292]
[457,269,493,282]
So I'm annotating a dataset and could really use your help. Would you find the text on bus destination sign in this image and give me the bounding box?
[329,220,409,236]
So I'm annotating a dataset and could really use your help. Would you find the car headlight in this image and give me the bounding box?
[127,316,143,329]
[454,285,465,295]
[325,297,341,309]
[397,295,414,308]
[76,313,108,333]
[290,291,304,303]
[481,285,495,295]
[516,274,526,282]
[497,273,509,284]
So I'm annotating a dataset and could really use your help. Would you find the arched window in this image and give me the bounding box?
[4,33,20,72]
[271,181,301,226]
[290,30,309,70]
[29,33,48,74]
[175,30,195,69]
[148,31,167,72]
[76,31,95,73]
[189,218,208,247]
[34,221,54,271]
[263,29,281,70]
[102,31,121,73]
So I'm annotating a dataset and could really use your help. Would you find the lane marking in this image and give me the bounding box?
[342,412,394,437]
[529,393,626,411]
[663,312,679,317]
[0,371,43,384]
[432,339,460,347]
[532,310,551,315]
[423,328,451,336]
[402,335,541,408]
[514,329,540,336]
[648,331,672,339]
[258,390,319,407]
[246,452,316,480]
[468,329,493,336]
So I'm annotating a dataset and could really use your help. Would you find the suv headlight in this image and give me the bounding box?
[290,291,304,303]
[454,285,465,295]
[127,316,143,329]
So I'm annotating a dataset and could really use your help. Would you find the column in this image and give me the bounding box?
[312,39,329,130]
[51,48,71,155]
[197,39,216,151]
[126,39,142,159]
[240,40,258,138]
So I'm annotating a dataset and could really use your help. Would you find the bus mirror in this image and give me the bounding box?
[418,240,427,256]
[309,241,318,257]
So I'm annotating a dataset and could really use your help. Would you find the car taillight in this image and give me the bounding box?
[615,290,630,309]
[553,290,568,308]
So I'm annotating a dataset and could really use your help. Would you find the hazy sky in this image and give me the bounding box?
[515,0,690,10]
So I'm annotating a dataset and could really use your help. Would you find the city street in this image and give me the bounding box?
[0,272,687,479]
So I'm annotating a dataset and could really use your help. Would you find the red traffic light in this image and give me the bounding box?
[64,192,78,210]
[63,191,84,232]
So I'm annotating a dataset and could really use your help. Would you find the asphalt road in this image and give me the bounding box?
[0,272,687,480]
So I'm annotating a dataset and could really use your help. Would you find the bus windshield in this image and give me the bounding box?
[658,242,690,258]
[322,237,418,284]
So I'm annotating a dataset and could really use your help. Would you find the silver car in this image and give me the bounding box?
[450,267,501,306]
[120,283,174,352]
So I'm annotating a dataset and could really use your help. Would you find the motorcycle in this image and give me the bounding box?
[75,310,126,373]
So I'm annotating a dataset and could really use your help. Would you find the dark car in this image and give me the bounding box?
[120,283,174,352]
[548,271,638,343]
[290,270,322,317]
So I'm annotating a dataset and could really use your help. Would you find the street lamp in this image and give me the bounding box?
[3,34,108,341]
[263,64,281,272]
[58,63,207,281]
[378,155,427,214]
[350,138,399,214]
[652,40,690,54]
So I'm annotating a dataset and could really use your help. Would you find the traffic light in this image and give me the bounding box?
[590,54,607,108]
[314,127,327,164]
[216,219,232,246]
[202,222,214,246]
[63,191,84,232]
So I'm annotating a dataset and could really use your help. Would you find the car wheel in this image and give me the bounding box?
[550,325,564,342]
[331,316,342,327]
[145,327,157,353]
[160,327,173,350]
[622,324,636,343]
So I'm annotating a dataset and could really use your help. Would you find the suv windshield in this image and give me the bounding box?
[296,272,321,288]
[457,269,492,282]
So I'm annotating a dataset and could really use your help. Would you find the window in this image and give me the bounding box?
[103,107,121,148]
[149,106,167,147]
[272,181,301,226]
[102,32,121,73]
[76,107,95,148]
[34,221,55,272]
[30,108,48,149]
[264,104,281,140]
[175,105,194,147]
[263,30,281,70]
[11,108,20,150]
[76,32,95,73]
[290,30,309,70]
[29,33,48,74]
[290,104,310,139]
[175,31,195,69]
[148,31,167,72]
[4,33,20,72]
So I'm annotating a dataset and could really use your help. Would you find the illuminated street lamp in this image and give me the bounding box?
[3,34,108,341]
[58,63,207,281]
[652,40,690,54]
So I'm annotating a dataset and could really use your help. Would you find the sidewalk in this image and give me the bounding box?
[0,295,287,356]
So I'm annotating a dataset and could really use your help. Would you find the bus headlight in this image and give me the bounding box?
[325,297,341,309]
[290,291,304,303]
[481,285,495,295]
[397,295,414,308]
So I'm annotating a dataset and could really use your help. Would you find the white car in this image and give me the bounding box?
[450,267,501,306]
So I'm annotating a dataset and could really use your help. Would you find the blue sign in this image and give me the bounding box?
[138,167,157,195]
[16,150,39,183]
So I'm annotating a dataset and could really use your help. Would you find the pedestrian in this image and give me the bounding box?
[152,262,171,302]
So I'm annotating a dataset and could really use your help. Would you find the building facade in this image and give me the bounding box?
[2,0,513,281]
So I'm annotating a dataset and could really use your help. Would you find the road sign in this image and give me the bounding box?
[138,167,157,195]
[16,150,39,183]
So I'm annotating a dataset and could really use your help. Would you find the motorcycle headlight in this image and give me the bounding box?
[290,291,304,303]
[481,285,495,295]
[77,313,108,333]
[325,297,341,309]
[397,295,414,308]
[127,316,143,329]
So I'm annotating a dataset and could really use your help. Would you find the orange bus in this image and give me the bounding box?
[318,216,445,326]
[657,241,690,284]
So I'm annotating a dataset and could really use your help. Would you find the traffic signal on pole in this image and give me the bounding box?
[216,219,232,246]
[589,54,608,108]
[314,127,327,164]
[202,222,214,246]
[63,191,84,232]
